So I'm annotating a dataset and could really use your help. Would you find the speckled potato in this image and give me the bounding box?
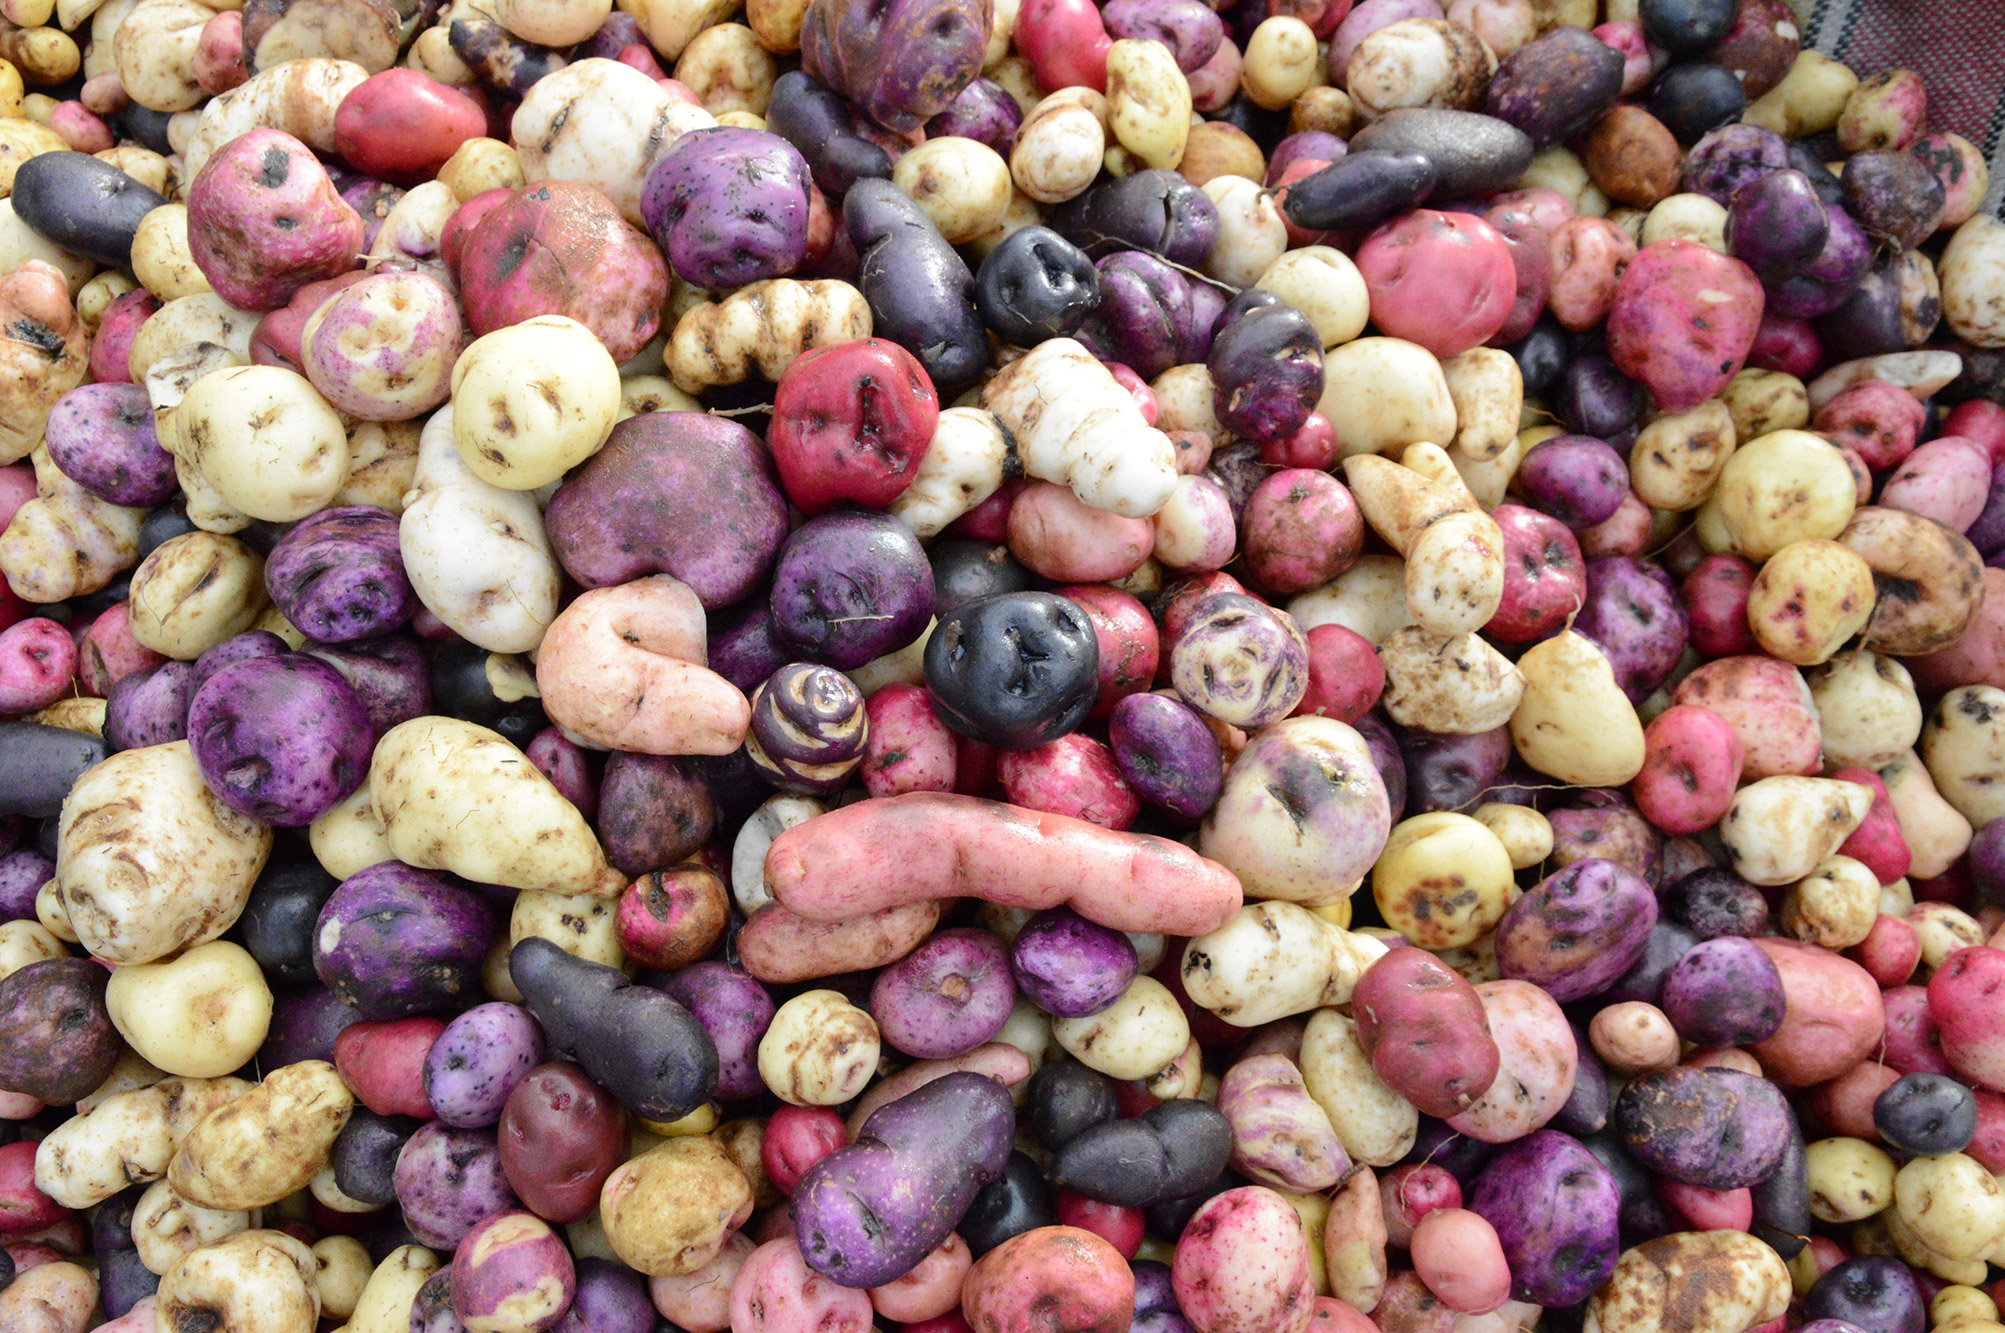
[1172,1187,1315,1333]
[300,270,464,421]
[1703,429,1857,561]
[1923,686,2005,825]
[185,128,361,312]
[1839,506,1987,658]
[1581,1232,1788,1333]
[171,365,347,522]
[169,1059,353,1210]
[1444,979,1577,1144]
[758,989,881,1106]
[1371,811,1516,950]
[1744,539,1877,667]
[598,1134,754,1277]
[1200,716,1389,907]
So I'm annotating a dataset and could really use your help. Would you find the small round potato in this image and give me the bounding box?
[1746,539,1876,667]
[1780,855,1880,950]
[105,939,272,1078]
[1371,812,1516,949]
[172,364,347,522]
[758,989,880,1106]
[1805,1136,1896,1224]
[598,1135,754,1277]
[451,315,621,491]
[891,136,1012,245]
[1011,95,1104,204]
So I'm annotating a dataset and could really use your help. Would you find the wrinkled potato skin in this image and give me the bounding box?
[170,1060,355,1210]
[33,1076,251,1209]
[1581,1231,1789,1333]
[156,1229,322,1333]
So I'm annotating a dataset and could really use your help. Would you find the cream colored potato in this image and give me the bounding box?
[1809,651,1922,771]
[1300,1008,1416,1167]
[1886,1207,1989,1286]
[892,136,1012,245]
[32,1075,249,1209]
[1200,715,1388,906]
[1515,144,1608,217]
[114,0,208,111]
[27,696,104,737]
[1371,811,1516,949]
[1286,555,1411,646]
[1510,631,1647,786]
[889,407,1011,539]
[1344,450,1474,553]
[438,138,523,202]
[1806,1136,1896,1224]
[36,877,75,943]
[0,917,62,981]
[132,1180,252,1276]
[1630,399,1735,511]
[1932,1287,2000,1330]
[1377,627,1524,734]
[311,1235,372,1320]
[332,419,421,514]
[1841,506,1986,658]
[1180,902,1386,1027]
[510,889,623,971]
[1241,16,1317,111]
[0,1262,96,1333]
[1584,1232,1789,1333]
[1922,685,2005,825]
[180,54,366,179]
[311,1163,378,1214]
[1254,246,1369,351]
[0,198,90,294]
[156,1229,321,1333]
[758,988,880,1106]
[370,715,625,897]
[1404,509,1505,637]
[1473,802,1552,870]
[344,1245,439,1333]
[173,364,346,521]
[1880,748,1974,881]
[747,0,808,52]
[0,446,145,604]
[1941,216,2005,349]
[599,1135,752,1277]
[126,530,267,659]
[1321,337,1456,458]
[1895,1154,2005,1262]
[511,61,707,224]
[1640,192,1727,252]
[106,940,271,1079]
[1106,38,1191,168]
[1052,975,1190,1079]
[1908,902,1986,970]
[1781,855,1879,950]
[1702,429,1856,560]
[1747,538,1876,667]
[666,278,870,392]
[451,316,619,490]
[490,0,610,46]
[1200,175,1287,288]
[729,793,822,915]
[307,782,395,881]
[127,292,256,419]
[1438,347,1522,461]
[130,202,208,298]
[77,269,138,326]
[1011,93,1104,203]
[1452,431,1525,510]
[983,337,1178,518]
[619,0,738,60]
[1744,49,1857,137]
[1719,776,1873,886]
[169,1060,351,1213]
[1721,367,1808,441]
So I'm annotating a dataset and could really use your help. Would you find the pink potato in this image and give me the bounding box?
[1747,311,1821,377]
[1378,1164,1461,1249]
[652,1231,755,1332]
[1306,1298,1374,1333]
[769,339,939,514]
[1292,624,1383,724]
[762,1107,849,1195]
[191,10,244,93]
[1671,655,1822,780]
[871,1233,972,1322]
[735,901,942,985]
[1009,482,1156,583]
[997,734,1141,831]
[1577,491,1652,559]
[1946,400,2005,467]
[1832,768,1911,886]
[1929,946,2005,1091]
[1351,948,1499,1120]
[964,1227,1133,1333]
[1546,216,1635,331]
[1013,0,1112,91]
[87,289,160,385]
[0,618,75,713]
[1845,913,1921,987]
[1655,1181,1753,1232]
[1632,704,1744,836]
[1444,980,1577,1145]
[1057,585,1159,720]
[1485,503,1586,644]
[1355,210,1517,360]
[1216,1054,1351,1193]
[451,1210,576,1332]
[1239,470,1363,596]
[731,1239,874,1333]
[1969,1087,2005,1173]
[300,269,465,421]
[862,683,958,797]
[186,128,364,311]
[76,602,165,697]
[1807,1059,1899,1142]
[335,68,488,183]
[1172,1189,1314,1333]
[333,1016,446,1120]
[1408,1209,1509,1315]
[1878,985,1954,1078]
[1606,240,1764,412]
[1879,437,1991,532]
[1747,938,1884,1087]
[1812,379,1926,471]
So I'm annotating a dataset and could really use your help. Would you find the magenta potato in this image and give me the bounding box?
[186,128,362,311]
[925,77,1024,151]
[640,127,812,290]
[1010,907,1139,1018]
[1102,0,1223,71]
[1485,503,1587,644]
[308,633,433,741]
[499,1062,627,1224]
[1764,204,1873,319]
[263,506,416,645]
[187,653,374,826]
[1606,239,1764,412]
[1078,250,1223,381]
[1513,434,1629,530]
[43,383,175,508]
[1678,122,1790,205]
[802,0,992,132]
[1495,859,1658,1002]
[768,338,939,514]
[1352,947,1500,1119]
[451,1211,575,1332]
[0,957,121,1105]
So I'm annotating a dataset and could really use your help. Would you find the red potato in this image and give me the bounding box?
[1681,555,1760,659]
[732,1239,874,1333]
[1014,0,1112,91]
[1929,946,2005,1091]
[998,735,1141,831]
[1747,937,1884,1087]
[765,792,1244,936]
[763,1106,848,1194]
[1056,585,1159,720]
[1656,1181,1753,1232]
[1546,216,1635,332]
[1672,655,1822,780]
[333,1016,445,1119]
[1846,914,1921,987]
[735,901,943,984]
[616,866,729,971]
[1632,704,1744,836]
[1307,1298,1374,1333]
[1408,1209,1508,1315]
[334,69,486,182]
[1832,769,1911,885]
[1806,1060,1899,1142]
[1485,504,1586,645]
[0,1141,66,1237]
[862,684,958,798]
[1172,1188,1314,1333]
[1814,379,1926,471]
[1350,948,1499,1120]
[1378,1164,1460,1249]
[1356,210,1517,360]
[77,603,166,697]
[1577,492,1652,559]
[192,11,246,94]
[1292,624,1383,724]
[769,340,940,514]
[1945,400,2005,467]
[872,1233,973,1321]
[0,619,75,713]
[1239,469,1363,596]
[1606,239,1764,412]
[963,1227,1133,1333]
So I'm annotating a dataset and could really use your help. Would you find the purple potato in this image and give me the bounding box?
[43,383,175,507]
[924,78,1024,153]
[769,510,934,670]
[746,662,869,795]
[596,752,714,876]
[1201,442,1266,526]
[104,659,197,752]
[1964,464,2005,557]
[1678,122,1790,205]
[1573,557,1690,702]
[1805,1257,1925,1333]
[1971,815,2005,905]
[1551,355,1646,452]
[1207,302,1324,443]
[0,956,120,1104]
[1840,150,1946,249]
[574,11,644,57]
[1107,692,1224,821]
[307,633,432,741]
[258,987,363,1069]
[872,926,1016,1057]
[1102,0,1224,71]
[186,653,374,826]
[1613,1065,1794,1189]
[708,603,791,695]
[1552,1028,1612,1135]
[549,1258,653,1333]
[766,70,894,198]
[1764,204,1872,319]
[1168,593,1310,728]
[1548,799,1664,887]
[0,847,51,921]
[1659,935,1786,1047]
[1663,867,1771,938]
[655,962,775,1102]
[640,127,812,290]
[1059,169,1221,267]
[1078,250,1220,380]
[801,0,991,132]
[1265,132,1347,187]
[1478,199,1554,345]
[424,1001,546,1129]
[0,723,106,819]
[313,862,497,1020]
[1283,151,1440,234]
[1484,26,1625,151]
[1343,111,1532,199]
[1495,858,1658,1002]
[1726,169,1828,275]
[1397,724,1513,815]
[845,177,988,392]
[1467,1129,1621,1306]
[1132,1260,1193,1333]
[1353,711,1407,821]
[1009,906,1139,1018]
[1600,920,1698,1007]
[187,631,290,697]
[341,178,403,250]
[525,728,599,822]
[1514,434,1629,529]
[263,506,416,644]
[1814,246,1941,360]
[411,1269,467,1333]
[393,1122,519,1249]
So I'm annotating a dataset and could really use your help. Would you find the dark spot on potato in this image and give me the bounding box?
[258,145,291,189]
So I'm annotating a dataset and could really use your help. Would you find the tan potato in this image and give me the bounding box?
[0,1262,96,1333]
[1839,506,1986,657]
[1639,191,1727,250]
[1719,776,1873,886]
[0,918,64,980]
[1744,49,1857,137]
[1806,1136,1896,1224]
[1474,802,1553,870]
[126,530,268,659]
[1300,1009,1417,1167]
[173,365,347,521]
[1583,1231,1789,1333]
[1629,400,1735,511]
[758,988,881,1105]
[169,1060,353,1209]
[32,1075,250,1209]
[106,940,272,1079]
[1880,748,1974,880]
[132,1179,253,1276]
[156,1229,321,1333]
[450,315,620,491]
[1322,338,1456,459]
[1720,367,1808,440]
[1922,685,2005,825]
[1907,901,1986,970]
[509,889,623,971]
[1286,555,1412,647]
[343,1245,439,1333]
[1377,627,1524,733]
[1439,347,1522,462]
[1012,92,1104,203]
[310,1235,373,1320]
[0,198,91,295]
[489,0,609,45]
[598,1135,754,1276]
[1255,248,1369,352]
[1895,1154,2005,1262]
[667,278,870,393]
[1701,428,1857,560]
[1106,37,1191,167]
[892,135,1012,244]
[307,782,396,881]
[438,137,523,202]
[1747,538,1877,667]
[0,260,86,466]
[1509,632,1647,785]
[1052,975,1190,1079]
[1781,855,1880,950]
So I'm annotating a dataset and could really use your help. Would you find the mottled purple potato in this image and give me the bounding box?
[410,1269,462,1333]
[1815,247,1941,360]
[551,1258,652,1333]
[924,78,1024,153]
[186,128,363,311]
[308,633,432,740]
[1467,1130,1620,1307]
[1613,1066,1794,1189]
[1169,593,1310,728]
[0,847,51,921]
[451,1212,577,1333]
[1765,204,1873,319]
[0,956,120,1104]
[1107,693,1224,820]
[1060,169,1221,267]
[793,1071,1015,1287]
[546,412,789,609]
[1207,304,1324,443]
[770,511,934,670]
[1726,170,1829,275]
[1512,435,1628,529]
[455,180,668,365]
[801,0,992,132]
[656,963,775,1101]
[872,926,1016,1058]
[260,987,364,1070]
[1573,557,1690,702]
[1484,26,1625,151]
[641,128,812,290]
[1662,867,1771,939]
[1010,907,1139,1018]
[44,383,175,507]
[189,631,290,697]
[300,268,464,421]
[1679,122,1791,205]
[105,659,197,751]
[595,752,713,877]
[1659,936,1786,1047]
[1398,725,1512,815]
[424,1002,546,1129]
[185,653,372,826]
[1216,1054,1348,1191]
[1103,0,1224,71]
[1078,251,1223,380]
[394,1121,519,1249]
[1839,150,1946,249]
[1547,800,1663,886]
[313,862,498,1020]
[265,506,416,644]
[1495,859,1658,1002]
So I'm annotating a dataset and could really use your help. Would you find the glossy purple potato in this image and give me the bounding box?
[393,1121,519,1250]
[1207,303,1324,443]
[424,1002,546,1129]
[0,956,120,1104]
[104,659,197,751]
[544,412,790,609]
[1726,169,1828,275]
[1060,169,1221,267]
[257,987,363,1069]
[1495,858,1658,1002]
[640,127,812,290]
[188,630,289,699]
[0,847,51,921]
[1009,906,1140,1017]
[1513,434,1629,529]
[1077,250,1219,380]
[43,383,175,507]
[1763,204,1872,318]
[871,926,1016,1057]
[1840,150,1947,249]
[1971,816,2005,905]
[186,653,373,826]
[1107,692,1224,820]
[769,511,934,670]
[549,1258,653,1333]
[923,77,1024,152]
[655,962,775,1101]
[1552,357,1646,453]
[1679,122,1791,205]
[307,633,432,741]
[1397,724,1513,815]
[708,603,791,694]
[313,862,497,1020]
[1814,246,1941,360]
[1805,1258,1925,1333]
[801,0,991,132]
[1659,936,1786,1047]
[263,506,415,644]
[1467,1130,1621,1307]
[1484,26,1626,151]
[1573,557,1690,702]
[1616,1066,1795,1189]
[1662,867,1772,938]
[1102,0,1224,71]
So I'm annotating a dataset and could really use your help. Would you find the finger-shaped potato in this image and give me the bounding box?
[1301,1009,1417,1168]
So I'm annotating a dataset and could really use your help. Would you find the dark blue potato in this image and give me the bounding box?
[1026,1059,1122,1150]
[429,642,546,746]
[392,1121,518,1249]
[104,661,196,752]
[924,77,1023,152]
[1805,1257,1927,1333]
[655,962,775,1101]
[9,151,167,267]
[1056,168,1221,266]
[1600,919,1698,1006]
[1397,724,1512,815]
[1662,867,1771,938]
[1613,1066,1793,1189]
[508,936,719,1123]
[332,1109,419,1208]
[769,510,934,670]
[1485,28,1625,151]
[106,103,173,155]
[1765,204,1872,319]
[640,127,812,290]
[846,178,987,392]
[1639,0,1737,53]
[309,633,432,741]
[1726,170,1829,275]
[1658,935,1786,1047]
[1553,352,1646,449]
[1347,110,1535,198]
[1102,0,1223,71]
[0,722,108,818]
[974,226,1100,347]
[1107,692,1224,821]
[0,956,121,1104]
[1281,150,1439,232]
[1648,62,1746,143]
[187,653,374,826]
[1207,302,1323,443]
[1751,1118,1809,1260]
[1077,250,1222,379]
[1840,151,1947,249]
[749,662,869,794]
[961,1149,1058,1255]
[1507,316,1570,399]
[137,505,200,562]
[766,71,894,197]
[1011,907,1139,1019]
[801,0,990,132]
[257,987,362,1068]
[313,862,497,1020]
[264,506,415,645]
[931,539,1030,615]
[793,1071,1016,1286]
[1680,122,1791,204]
[188,631,289,698]
[1814,247,1941,360]
[925,591,1099,750]
[596,753,712,875]
[43,383,176,508]
[1574,557,1689,702]
[99,1246,158,1319]
[237,857,340,987]
[1048,1098,1233,1207]
[1874,1072,1978,1156]
[1467,1129,1621,1307]
[1495,858,1658,1001]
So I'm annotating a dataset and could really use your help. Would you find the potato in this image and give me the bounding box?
[32,1075,250,1209]
[126,531,268,659]
[0,259,87,466]
[598,1135,754,1277]
[1200,716,1389,907]
[343,1245,440,1333]
[1011,93,1105,204]
[307,781,395,881]
[1444,978,1575,1144]
[1781,855,1880,951]
[1052,975,1190,1080]
[1809,651,1923,771]
[171,364,346,522]
[1319,337,1455,459]
[310,1235,371,1319]
[1377,628,1524,734]
[1922,686,2005,826]
[1894,1154,2005,1262]
[759,988,880,1106]
[1321,1166,1387,1312]
[1371,812,1516,950]
[0,1262,96,1333]
[667,278,871,393]
[1746,539,1876,667]
[1703,429,1856,560]
[1840,507,1987,658]
[169,1059,352,1209]
[1805,1136,1895,1224]
[892,136,1012,244]
[1439,347,1523,462]
[1286,556,1412,647]
[1582,1232,1789,1333]
[180,57,368,180]
[0,447,144,604]
[1172,1186,1315,1333]
[1181,903,1386,1028]
[1255,248,1371,352]
[451,316,621,491]
[1300,1009,1417,1167]
[1509,631,1647,785]
[1720,776,1873,886]
[1106,38,1191,169]
[156,1229,321,1333]
[1880,748,1973,880]
[1629,400,1736,512]
[131,1180,252,1277]
[105,940,271,1078]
